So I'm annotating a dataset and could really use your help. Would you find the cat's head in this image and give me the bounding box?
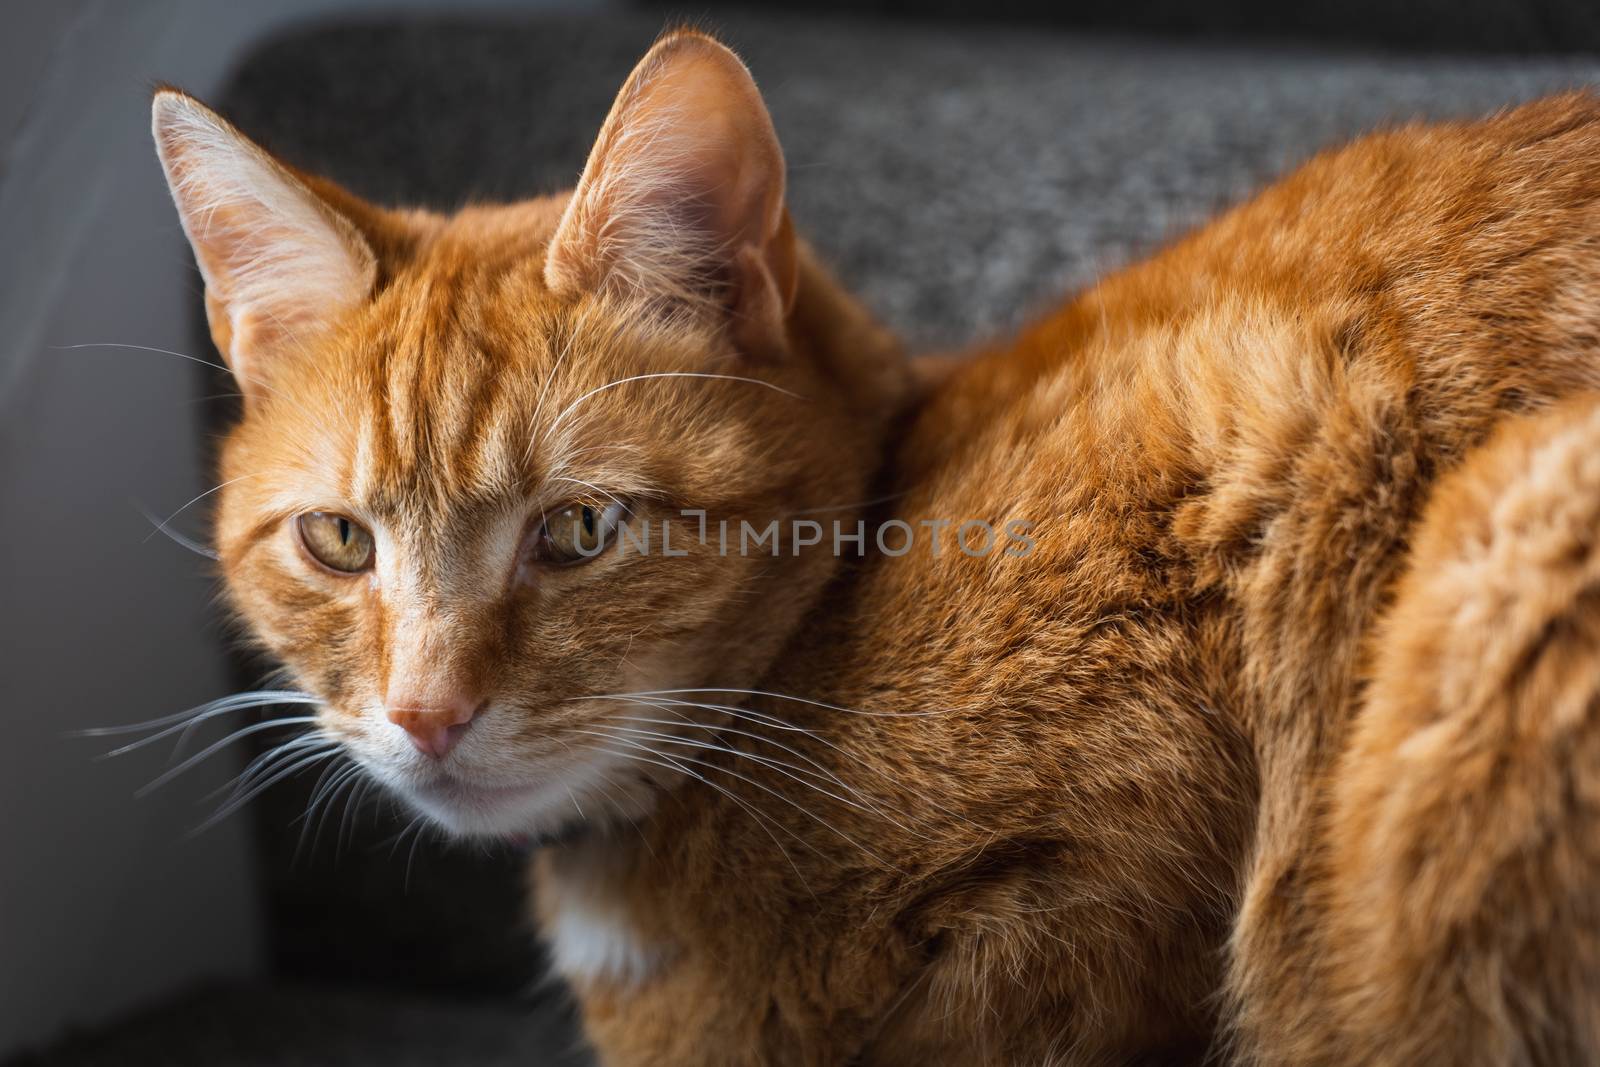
[153,32,905,839]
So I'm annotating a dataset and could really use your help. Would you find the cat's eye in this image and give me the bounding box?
[531,501,626,565]
[297,512,375,574]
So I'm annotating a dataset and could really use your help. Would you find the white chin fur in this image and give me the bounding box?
[395,750,652,840]
[408,780,586,839]
[338,703,662,840]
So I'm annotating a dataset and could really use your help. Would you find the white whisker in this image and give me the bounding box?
[136,503,220,560]
[622,687,939,719]
[587,764,657,860]
[575,740,817,900]
[142,473,257,545]
[311,763,367,859]
[583,722,881,821]
[134,716,318,797]
[208,731,332,801]
[525,316,584,468]
[193,744,341,834]
[604,706,930,840]
[293,758,352,866]
[403,817,433,892]
[619,694,986,833]
[543,371,802,446]
[338,775,376,858]
[52,342,280,397]
[385,812,428,860]
[547,476,636,516]
[576,726,893,869]
[73,690,317,742]
[300,760,360,831]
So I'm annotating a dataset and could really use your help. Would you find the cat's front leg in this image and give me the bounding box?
[533,842,917,1067]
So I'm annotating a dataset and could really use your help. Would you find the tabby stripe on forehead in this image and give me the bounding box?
[374,283,442,486]
[381,321,418,474]
[351,403,383,505]
[451,331,509,495]
[350,332,383,498]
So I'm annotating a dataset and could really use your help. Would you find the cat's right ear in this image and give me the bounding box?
[151,89,376,396]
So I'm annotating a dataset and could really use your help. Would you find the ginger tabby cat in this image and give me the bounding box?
[153,30,1600,1066]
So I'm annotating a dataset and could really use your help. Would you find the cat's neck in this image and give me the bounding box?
[784,240,911,421]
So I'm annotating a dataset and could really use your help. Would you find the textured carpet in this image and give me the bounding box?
[22,7,1600,1064]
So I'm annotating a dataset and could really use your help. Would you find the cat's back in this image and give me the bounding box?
[885,90,1600,717]
[924,90,1600,454]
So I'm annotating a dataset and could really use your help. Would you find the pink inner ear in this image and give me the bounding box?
[543,33,797,356]
[153,91,377,389]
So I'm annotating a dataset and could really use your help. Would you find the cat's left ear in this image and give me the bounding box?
[151,89,377,396]
[544,31,797,360]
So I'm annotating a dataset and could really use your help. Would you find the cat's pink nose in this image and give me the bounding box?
[387,697,482,759]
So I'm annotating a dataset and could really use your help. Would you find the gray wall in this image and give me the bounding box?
[0,0,599,1056]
